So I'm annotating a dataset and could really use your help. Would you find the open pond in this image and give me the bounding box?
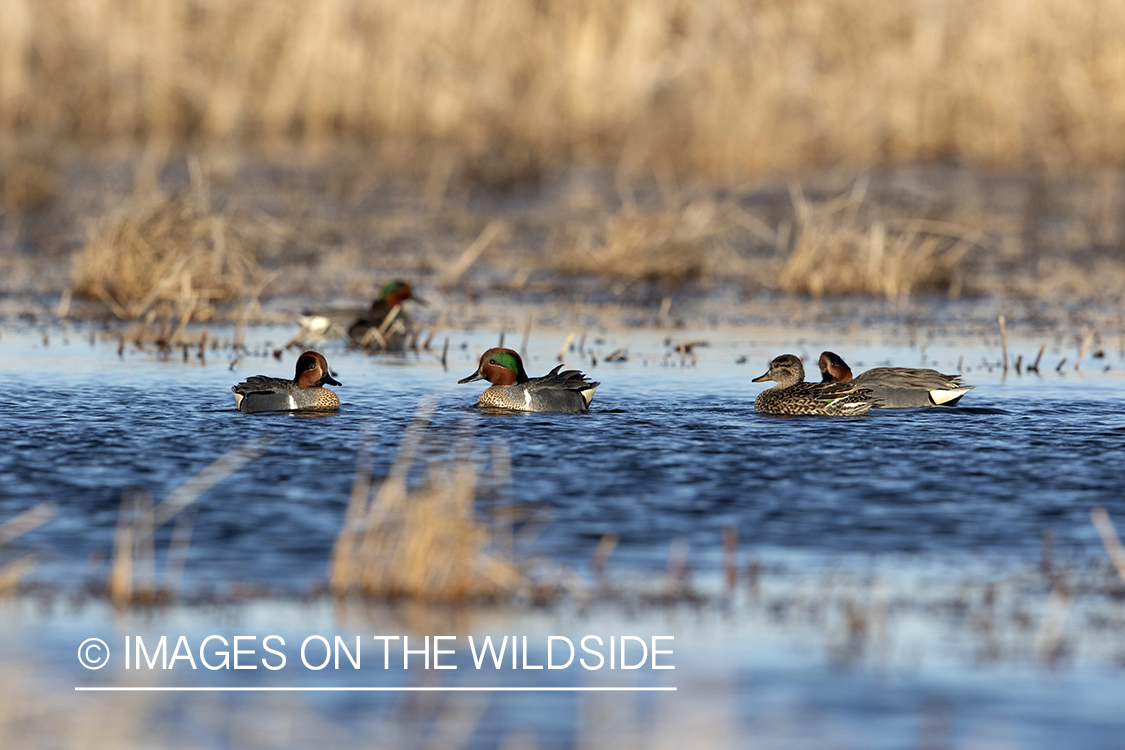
[3,326,1125,586]
[2,323,1125,748]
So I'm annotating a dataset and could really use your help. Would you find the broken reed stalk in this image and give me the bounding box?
[422,306,449,350]
[1075,330,1095,371]
[1028,343,1045,372]
[1091,507,1125,584]
[109,491,153,605]
[0,503,57,594]
[665,537,690,593]
[437,220,502,288]
[0,503,57,548]
[491,440,514,562]
[153,439,272,527]
[591,533,618,582]
[998,315,1008,371]
[1033,581,1074,660]
[329,424,378,595]
[377,304,402,336]
[162,510,196,599]
[722,526,738,594]
[557,332,575,361]
[108,439,272,606]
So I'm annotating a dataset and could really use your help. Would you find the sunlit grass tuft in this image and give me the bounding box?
[557,201,748,285]
[777,183,980,299]
[330,408,526,604]
[69,179,267,319]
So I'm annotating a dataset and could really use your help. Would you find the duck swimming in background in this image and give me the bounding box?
[458,348,599,413]
[752,354,876,416]
[346,281,426,349]
[818,351,975,408]
[296,281,425,350]
[232,351,341,413]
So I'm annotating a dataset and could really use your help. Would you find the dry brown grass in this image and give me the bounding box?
[4,0,1125,174]
[552,180,981,297]
[69,175,268,319]
[0,150,57,210]
[330,408,526,603]
[556,201,751,285]
[777,182,982,299]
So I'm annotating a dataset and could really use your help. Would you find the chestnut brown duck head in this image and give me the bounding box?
[232,351,341,413]
[818,351,854,383]
[376,281,425,310]
[458,348,529,386]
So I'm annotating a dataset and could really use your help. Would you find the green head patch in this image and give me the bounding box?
[488,350,523,376]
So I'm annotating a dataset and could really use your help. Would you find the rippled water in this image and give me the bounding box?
[3,326,1125,589]
[4,324,1125,748]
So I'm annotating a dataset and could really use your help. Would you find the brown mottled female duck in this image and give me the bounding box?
[752,354,876,416]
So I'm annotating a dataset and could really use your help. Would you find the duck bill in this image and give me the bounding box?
[412,294,429,307]
[320,373,342,386]
[751,371,773,383]
[458,370,484,384]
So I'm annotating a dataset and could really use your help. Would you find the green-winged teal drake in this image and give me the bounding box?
[232,351,341,413]
[458,348,599,413]
[818,351,975,408]
[752,354,876,416]
[297,281,425,350]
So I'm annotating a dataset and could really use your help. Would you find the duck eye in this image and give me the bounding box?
[489,359,497,365]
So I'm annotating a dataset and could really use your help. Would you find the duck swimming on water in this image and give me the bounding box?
[232,351,341,413]
[752,354,876,416]
[818,351,975,408]
[296,281,425,350]
[458,348,599,413]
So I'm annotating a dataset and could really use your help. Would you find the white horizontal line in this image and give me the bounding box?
[75,686,676,693]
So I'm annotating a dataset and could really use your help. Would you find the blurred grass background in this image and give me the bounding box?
[2,0,1125,320]
[3,0,1125,174]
